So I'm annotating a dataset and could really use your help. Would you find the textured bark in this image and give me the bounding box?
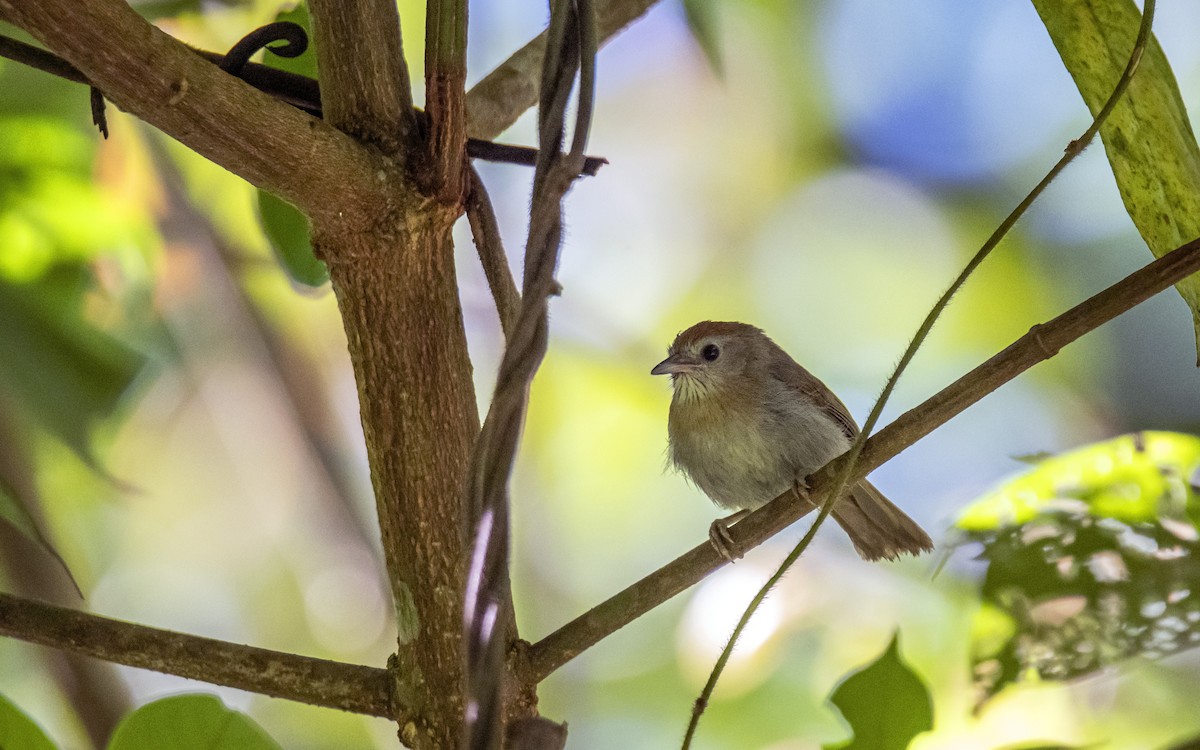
[305,3,481,745]
[0,0,386,224]
[0,593,394,717]
[307,0,417,153]
[316,206,479,748]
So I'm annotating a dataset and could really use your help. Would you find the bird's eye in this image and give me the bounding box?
[701,344,720,362]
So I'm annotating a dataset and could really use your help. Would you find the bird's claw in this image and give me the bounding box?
[791,476,812,504]
[708,510,750,562]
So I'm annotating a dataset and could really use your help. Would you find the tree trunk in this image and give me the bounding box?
[316,200,479,748]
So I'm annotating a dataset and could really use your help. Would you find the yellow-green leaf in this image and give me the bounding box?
[107,695,282,750]
[1033,0,1200,360]
[0,692,58,750]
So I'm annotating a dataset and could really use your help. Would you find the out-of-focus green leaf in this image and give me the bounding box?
[269,4,317,80]
[0,471,80,596]
[994,745,1097,750]
[824,632,932,750]
[0,117,157,282]
[0,692,58,750]
[0,276,145,459]
[251,4,326,288]
[1032,0,1200,360]
[107,695,282,750]
[958,432,1200,706]
[1161,734,1200,750]
[256,189,326,287]
[682,0,723,75]
[959,432,1200,531]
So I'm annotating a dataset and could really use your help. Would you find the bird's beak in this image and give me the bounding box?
[651,353,700,376]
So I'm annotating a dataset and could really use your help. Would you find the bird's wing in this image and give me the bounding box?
[769,354,860,439]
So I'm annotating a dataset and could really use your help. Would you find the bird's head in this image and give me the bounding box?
[651,321,768,403]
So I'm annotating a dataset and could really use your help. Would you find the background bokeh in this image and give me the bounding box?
[2,0,1200,748]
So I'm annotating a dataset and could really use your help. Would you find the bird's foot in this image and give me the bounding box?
[791,476,813,505]
[708,509,751,562]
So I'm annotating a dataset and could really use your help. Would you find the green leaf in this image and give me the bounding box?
[107,695,282,750]
[0,276,145,461]
[825,632,933,750]
[250,3,326,287]
[958,432,1200,531]
[256,189,326,287]
[269,4,318,80]
[957,432,1200,707]
[0,692,58,750]
[682,0,723,75]
[1032,0,1200,360]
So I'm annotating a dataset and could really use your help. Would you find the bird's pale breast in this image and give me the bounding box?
[668,382,850,510]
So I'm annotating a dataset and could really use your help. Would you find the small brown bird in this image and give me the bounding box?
[652,321,932,561]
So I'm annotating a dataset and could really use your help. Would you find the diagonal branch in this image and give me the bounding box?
[521,235,1200,684]
[467,166,521,338]
[0,0,386,226]
[306,0,417,153]
[0,593,397,718]
[466,0,662,140]
[0,33,608,175]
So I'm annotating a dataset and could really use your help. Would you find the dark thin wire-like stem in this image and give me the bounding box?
[461,1,597,747]
[680,2,1157,745]
[0,32,606,174]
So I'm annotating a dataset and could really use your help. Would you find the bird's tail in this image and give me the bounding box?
[826,480,933,561]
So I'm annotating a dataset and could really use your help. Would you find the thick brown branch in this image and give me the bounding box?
[0,33,608,174]
[522,236,1200,684]
[0,593,396,718]
[0,0,385,225]
[308,0,417,154]
[466,0,662,140]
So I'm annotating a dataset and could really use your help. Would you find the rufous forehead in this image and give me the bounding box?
[670,320,761,351]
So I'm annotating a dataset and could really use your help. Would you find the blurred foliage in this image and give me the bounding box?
[0,105,155,588]
[959,432,1200,706]
[255,2,327,288]
[0,691,56,750]
[1034,0,1200,358]
[0,277,145,461]
[825,633,933,750]
[106,694,282,750]
[2,0,1200,749]
[681,0,722,75]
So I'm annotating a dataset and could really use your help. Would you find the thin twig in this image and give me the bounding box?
[528,230,1200,687]
[0,593,396,718]
[681,2,1157,743]
[465,0,662,140]
[466,166,521,339]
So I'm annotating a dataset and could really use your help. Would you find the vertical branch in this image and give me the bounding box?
[306,4,479,749]
[307,0,418,152]
[426,0,470,201]
[462,0,597,747]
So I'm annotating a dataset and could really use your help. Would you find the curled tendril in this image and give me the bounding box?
[219,21,308,76]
